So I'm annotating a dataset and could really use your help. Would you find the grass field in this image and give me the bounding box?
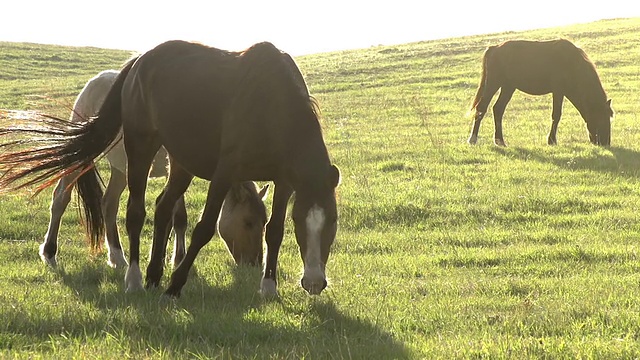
[1,17,640,359]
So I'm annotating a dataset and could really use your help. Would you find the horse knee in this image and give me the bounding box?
[191,222,216,249]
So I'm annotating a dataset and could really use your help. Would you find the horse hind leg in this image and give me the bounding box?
[123,136,160,292]
[40,174,74,267]
[492,87,515,147]
[102,165,128,268]
[468,83,501,145]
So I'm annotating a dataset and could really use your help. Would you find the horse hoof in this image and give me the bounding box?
[39,244,57,267]
[467,136,478,145]
[260,278,279,297]
[494,139,506,147]
[107,243,128,268]
[40,254,57,268]
[107,251,128,269]
[164,286,182,298]
[125,284,145,293]
[159,292,178,304]
[145,279,161,290]
[125,263,144,292]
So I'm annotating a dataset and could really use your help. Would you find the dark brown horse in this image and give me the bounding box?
[0,40,340,297]
[468,39,613,146]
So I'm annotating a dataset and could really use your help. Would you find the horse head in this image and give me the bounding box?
[586,98,613,146]
[292,164,340,295]
[218,182,269,266]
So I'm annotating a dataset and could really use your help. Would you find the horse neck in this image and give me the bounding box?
[288,122,332,191]
[566,67,607,116]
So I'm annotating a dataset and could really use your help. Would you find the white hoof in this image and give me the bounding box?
[260,278,278,297]
[39,243,57,267]
[125,263,144,293]
[107,246,128,269]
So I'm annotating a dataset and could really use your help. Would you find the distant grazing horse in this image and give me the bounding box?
[0,41,340,297]
[468,39,613,146]
[40,70,269,269]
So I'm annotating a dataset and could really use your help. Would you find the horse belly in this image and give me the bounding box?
[159,120,221,180]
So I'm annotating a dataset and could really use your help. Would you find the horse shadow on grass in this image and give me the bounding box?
[491,145,640,179]
[26,258,411,358]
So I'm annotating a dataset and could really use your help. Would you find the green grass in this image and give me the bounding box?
[2,17,640,359]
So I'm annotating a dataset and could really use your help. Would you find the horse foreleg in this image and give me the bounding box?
[548,93,564,145]
[492,87,515,147]
[146,164,192,288]
[165,176,230,298]
[41,174,74,267]
[260,182,294,297]
[102,166,128,268]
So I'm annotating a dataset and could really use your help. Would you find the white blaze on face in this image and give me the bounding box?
[303,204,326,288]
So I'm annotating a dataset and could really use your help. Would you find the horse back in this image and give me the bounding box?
[485,39,590,95]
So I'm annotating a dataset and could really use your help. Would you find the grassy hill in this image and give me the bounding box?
[1,17,640,359]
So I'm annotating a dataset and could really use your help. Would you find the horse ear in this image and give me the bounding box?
[328,165,341,189]
[258,184,269,200]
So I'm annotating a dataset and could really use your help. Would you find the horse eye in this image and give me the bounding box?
[244,220,253,228]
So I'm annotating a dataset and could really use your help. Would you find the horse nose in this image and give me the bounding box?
[301,278,327,295]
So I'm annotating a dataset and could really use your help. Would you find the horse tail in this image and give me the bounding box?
[469,46,494,118]
[0,56,138,251]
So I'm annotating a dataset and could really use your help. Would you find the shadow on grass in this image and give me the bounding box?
[6,260,411,358]
[491,145,640,178]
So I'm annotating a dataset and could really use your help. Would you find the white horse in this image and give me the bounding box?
[41,70,269,270]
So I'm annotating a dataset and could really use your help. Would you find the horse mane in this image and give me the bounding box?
[566,41,608,105]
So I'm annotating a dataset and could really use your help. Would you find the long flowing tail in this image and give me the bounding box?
[469,46,493,118]
[0,56,138,249]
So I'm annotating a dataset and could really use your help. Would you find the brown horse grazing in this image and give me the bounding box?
[39,71,269,269]
[0,40,340,297]
[468,39,613,146]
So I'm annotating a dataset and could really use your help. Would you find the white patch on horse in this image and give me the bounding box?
[125,261,144,292]
[38,243,57,267]
[106,239,128,269]
[302,205,326,293]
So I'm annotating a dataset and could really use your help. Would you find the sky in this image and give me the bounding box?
[3,1,640,56]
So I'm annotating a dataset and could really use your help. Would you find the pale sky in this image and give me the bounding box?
[3,1,639,55]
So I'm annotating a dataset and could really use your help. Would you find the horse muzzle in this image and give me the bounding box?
[301,277,327,295]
